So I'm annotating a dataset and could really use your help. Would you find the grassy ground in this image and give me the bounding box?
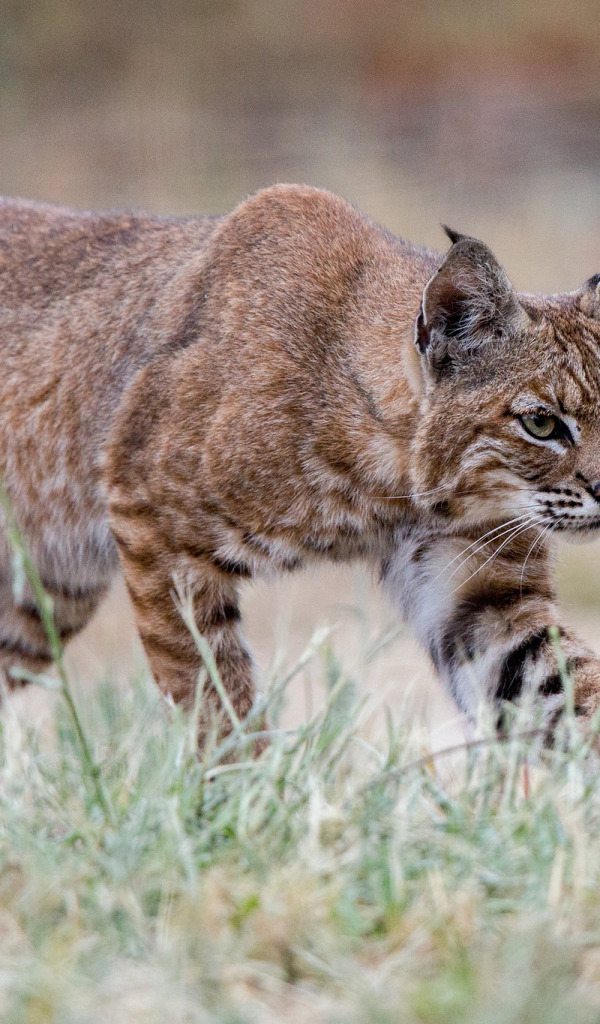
[3,618,600,1023]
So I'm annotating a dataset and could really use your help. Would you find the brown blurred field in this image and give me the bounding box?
[2,0,600,738]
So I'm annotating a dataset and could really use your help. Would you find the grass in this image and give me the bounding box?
[1,499,599,1022]
[2,627,600,1023]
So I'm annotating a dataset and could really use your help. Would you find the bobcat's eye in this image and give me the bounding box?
[520,412,558,439]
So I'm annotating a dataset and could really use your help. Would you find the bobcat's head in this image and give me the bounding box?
[410,229,600,537]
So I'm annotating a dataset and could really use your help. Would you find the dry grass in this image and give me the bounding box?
[0,552,597,1021]
[2,588,600,1023]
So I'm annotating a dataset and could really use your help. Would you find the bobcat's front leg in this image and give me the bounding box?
[382,527,600,729]
[108,499,256,739]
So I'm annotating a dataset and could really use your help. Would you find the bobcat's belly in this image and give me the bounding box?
[33,513,119,596]
[0,472,119,676]
[0,455,119,598]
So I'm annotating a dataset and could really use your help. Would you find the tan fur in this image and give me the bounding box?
[0,185,600,738]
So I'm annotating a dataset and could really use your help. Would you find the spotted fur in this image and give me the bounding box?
[0,185,599,739]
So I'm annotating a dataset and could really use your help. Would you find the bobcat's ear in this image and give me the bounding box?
[415,230,530,379]
[576,274,600,319]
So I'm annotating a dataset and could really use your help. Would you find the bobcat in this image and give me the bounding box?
[1,183,600,739]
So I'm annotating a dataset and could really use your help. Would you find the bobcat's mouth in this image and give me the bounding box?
[551,517,600,536]
[533,485,600,535]
[534,502,600,535]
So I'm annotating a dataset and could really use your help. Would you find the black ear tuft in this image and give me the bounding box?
[442,225,467,246]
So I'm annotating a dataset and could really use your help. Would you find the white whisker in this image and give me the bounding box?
[519,517,559,592]
[450,517,540,595]
[433,512,537,585]
[376,482,454,500]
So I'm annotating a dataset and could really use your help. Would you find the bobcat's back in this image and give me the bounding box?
[0,199,221,590]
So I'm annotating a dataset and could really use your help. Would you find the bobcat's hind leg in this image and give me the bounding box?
[0,571,109,687]
[109,510,257,743]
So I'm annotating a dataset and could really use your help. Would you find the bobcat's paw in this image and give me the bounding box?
[537,659,600,745]
[571,658,600,718]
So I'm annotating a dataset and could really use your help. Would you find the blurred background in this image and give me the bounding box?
[2,0,600,739]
